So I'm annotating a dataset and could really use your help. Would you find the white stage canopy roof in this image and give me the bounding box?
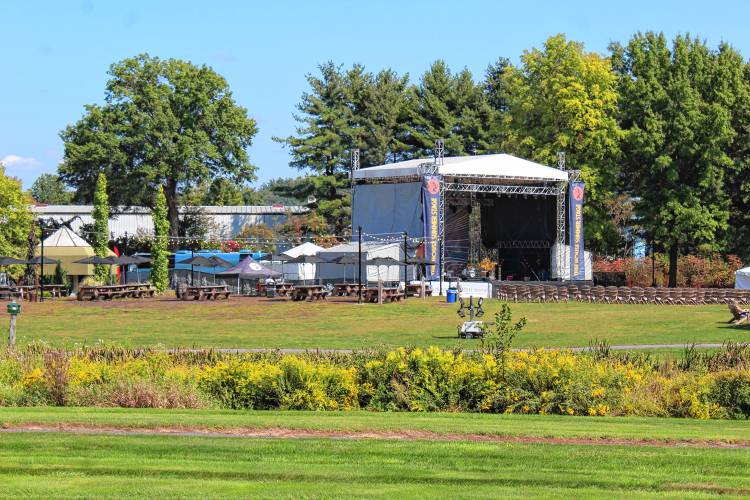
[353,154,568,183]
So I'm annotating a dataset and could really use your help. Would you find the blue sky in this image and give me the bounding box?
[2,0,749,189]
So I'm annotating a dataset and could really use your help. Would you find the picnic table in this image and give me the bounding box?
[0,285,22,300]
[257,282,295,297]
[405,283,433,298]
[78,284,156,301]
[363,287,404,303]
[332,283,365,297]
[290,285,327,301]
[180,284,230,301]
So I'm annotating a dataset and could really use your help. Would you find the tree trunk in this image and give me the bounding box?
[165,178,180,239]
[668,244,678,288]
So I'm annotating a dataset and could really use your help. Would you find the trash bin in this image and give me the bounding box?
[446,288,458,303]
[266,285,276,298]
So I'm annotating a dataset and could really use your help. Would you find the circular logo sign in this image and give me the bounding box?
[249,263,262,271]
[572,185,584,201]
[426,177,440,195]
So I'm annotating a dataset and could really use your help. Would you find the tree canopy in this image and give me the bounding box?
[30,174,73,205]
[612,32,738,285]
[59,54,258,237]
[0,164,34,277]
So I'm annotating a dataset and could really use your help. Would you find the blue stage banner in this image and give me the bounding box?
[568,181,585,280]
[422,175,442,280]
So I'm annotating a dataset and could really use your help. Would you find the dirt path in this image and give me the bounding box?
[2,423,748,449]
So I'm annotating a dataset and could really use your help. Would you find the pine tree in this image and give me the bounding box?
[150,186,169,293]
[92,172,110,283]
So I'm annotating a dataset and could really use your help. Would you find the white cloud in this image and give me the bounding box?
[1,154,38,167]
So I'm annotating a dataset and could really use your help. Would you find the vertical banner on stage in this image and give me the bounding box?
[422,175,442,280]
[568,181,585,280]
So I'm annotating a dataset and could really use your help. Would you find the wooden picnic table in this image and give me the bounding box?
[257,282,296,297]
[180,284,230,301]
[78,284,156,301]
[363,287,404,303]
[0,285,22,300]
[332,283,365,297]
[290,285,327,301]
[405,283,433,298]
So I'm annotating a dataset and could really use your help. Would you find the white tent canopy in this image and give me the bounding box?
[353,153,568,182]
[281,242,324,281]
[736,267,750,289]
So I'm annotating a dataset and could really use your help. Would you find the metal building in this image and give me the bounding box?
[31,204,310,239]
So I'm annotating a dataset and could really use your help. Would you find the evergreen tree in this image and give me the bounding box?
[612,33,734,285]
[275,62,356,234]
[92,172,110,282]
[30,173,73,204]
[150,186,169,293]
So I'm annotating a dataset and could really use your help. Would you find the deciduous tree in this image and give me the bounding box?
[59,54,258,237]
[0,164,34,278]
[501,34,623,254]
[612,32,734,285]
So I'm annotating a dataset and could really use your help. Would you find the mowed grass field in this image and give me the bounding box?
[1,408,749,498]
[9,294,745,349]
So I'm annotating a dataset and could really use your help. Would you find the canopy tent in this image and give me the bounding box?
[736,267,750,289]
[281,242,324,281]
[317,242,407,283]
[216,256,280,279]
[352,154,569,183]
[35,226,114,292]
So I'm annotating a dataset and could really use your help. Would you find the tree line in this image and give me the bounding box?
[276,33,750,285]
[20,32,750,286]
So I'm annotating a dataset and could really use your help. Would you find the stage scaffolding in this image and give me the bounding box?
[431,154,580,281]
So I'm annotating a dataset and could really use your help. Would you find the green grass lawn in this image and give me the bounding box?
[3,407,750,442]
[1,409,749,498]
[9,295,746,349]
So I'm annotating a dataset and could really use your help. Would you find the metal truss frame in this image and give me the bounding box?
[444,182,562,196]
[496,240,551,249]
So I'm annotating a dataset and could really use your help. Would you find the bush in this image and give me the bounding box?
[2,344,750,418]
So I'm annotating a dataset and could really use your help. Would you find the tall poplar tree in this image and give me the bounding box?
[612,32,734,285]
[150,186,169,293]
[92,172,110,282]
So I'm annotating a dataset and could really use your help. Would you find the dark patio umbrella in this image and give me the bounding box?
[0,256,26,286]
[74,255,115,283]
[74,255,117,265]
[332,255,358,283]
[285,254,326,285]
[203,255,234,284]
[111,255,151,284]
[266,254,293,282]
[0,256,27,266]
[215,256,281,293]
[27,256,61,265]
[365,257,403,283]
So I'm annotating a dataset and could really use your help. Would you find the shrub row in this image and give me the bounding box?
[1,345,749,419]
